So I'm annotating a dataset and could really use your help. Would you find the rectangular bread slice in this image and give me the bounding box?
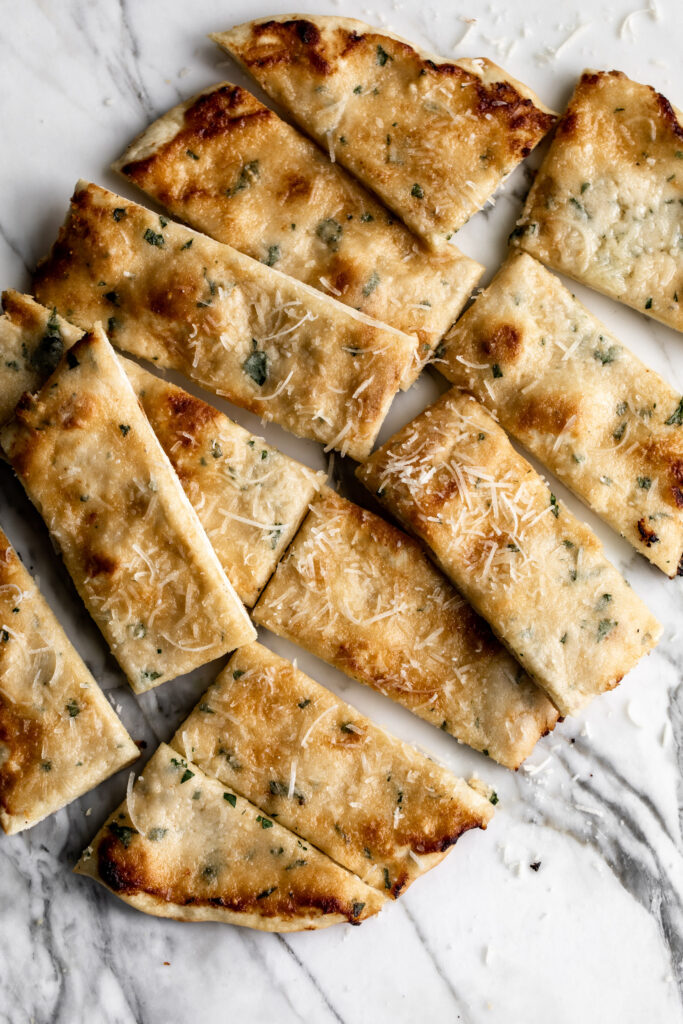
[357,391,661,716]
[440,252,683,576]
[212,17,556,248]
[0,527,138,834]
[511,70,683,332]
[253,488,558,768]
[33,181,415,459]
[0,327,255,694]
[173,641,494,897]
[113,82,484,386]
[123,361,325,606]
[75,743,385,930]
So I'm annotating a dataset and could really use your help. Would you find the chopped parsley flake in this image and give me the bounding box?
[180,768,195,784]
[665,398,683,426]
[242,348,268,387]
[550,493,559,518]
[256,815,273,829]
[118,424,130,436]
[143,228,165,248]
[108,821,135,847]
[637,476,652,490]
[148,827,168,841]
[223,792,237,807]
[376,44,392,65]
[226,160,260,198]
[492,363,503,379]
[198,702,215,714]
[489,791,499,805]
[65,699,80,718]
[362,271,380,297]
[316,218,343,251]
[645,297,653,310]
[597,618,617,642]
[263,244,281,267]
[186,149,199,160]
[112,208,126,221]
[298,698,311,709]
[352,901,365,917]
[411,183,424,199]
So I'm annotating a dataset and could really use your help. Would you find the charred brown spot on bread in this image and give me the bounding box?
[1,292,45,333]
[164,390,218,437]
[247,19,331,75]
[655,92,683,141]
[97,835,148,894]
[479,323,521,362]
[407,815,482,855]
[58,394,94,431]
[637,518,660,546]
[557,111,579,138]
[517,394,578,435]
[0,700,44,816]
[84,550,118,578]
[277,173,313,204]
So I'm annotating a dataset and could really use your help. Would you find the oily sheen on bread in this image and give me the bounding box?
[76,743,385,930]
[33,181,415,459]
[173,642,494,897]
[114,82,483,385]
[212,16,556,247]
[0,327,255,694]
[441,253,683,576]
[512,70,683,332]
[253,489,558,767]
[0,528,138,834]
[357,391,661,717]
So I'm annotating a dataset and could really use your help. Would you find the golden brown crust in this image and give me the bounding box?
[440,252,683,575]
[123,361,324,606]
[76,744,385,930]
[357,390,661,716]
[0,328,255,693]
[0,528,138,834]
[253,489,558,768]
[173,641,493,895]
[33,181,413,459]
[212,16,555,246]
[512,70,683,332]
[115,82,483,384]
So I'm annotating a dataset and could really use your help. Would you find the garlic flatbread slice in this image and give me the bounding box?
[357,391,661,717]
[0,328,255,694]
[124,362,325,606]
[33,182,414,459]
[253,489,558,768]
[0,528,138,835]
[0,291,83,425]
[512,70,683,332]
[76,744,385,930]
[173,642,493,897]
[114,82,483,385]
[212,16,556,248]
[441,253,683,576]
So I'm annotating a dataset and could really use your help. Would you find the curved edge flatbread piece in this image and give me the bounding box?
[0,528,138,835]
[511,69,683,332]
[357,390,661,716]
[172,641,494,897]
[75,743,385,931]
[212,15,556,247]
[440,252,683,576]
[0,326,255,693]
[113,81,484,386]
[33,181,414,459]
[253,488,558,767]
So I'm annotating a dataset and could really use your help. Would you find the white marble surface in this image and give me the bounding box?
[0,1,682,1022]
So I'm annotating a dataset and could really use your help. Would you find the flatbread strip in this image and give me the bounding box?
[0,292,324,607]
[33,181,414,460]
[212,16,556,248]
[173,641,493,897]
[0,291,82,425]
[253,489,558,768]
[0,327,255,694]
[511,70,683,333]
[440,253,683,576]
[0,528,138,835]
[124,362,325,606]
[357,391,661,717]
[114,83,483,386]
[76,743,385,930]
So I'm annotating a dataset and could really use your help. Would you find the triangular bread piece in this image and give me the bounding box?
[0,528,138,834]
[440,252,683,576]
[0,327,255,693]
[357,391,661,717]
[75,743,385,930]
[33,181,415,459]
[173,642,494,897]
[512,70,683,332]
[253,488,558,768]
[212,16,556,248]
[113,81,483,384]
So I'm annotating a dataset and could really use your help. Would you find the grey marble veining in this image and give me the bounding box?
[1,1,682,1022]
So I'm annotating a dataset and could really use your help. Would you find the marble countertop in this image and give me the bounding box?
[1,1,682,1022]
